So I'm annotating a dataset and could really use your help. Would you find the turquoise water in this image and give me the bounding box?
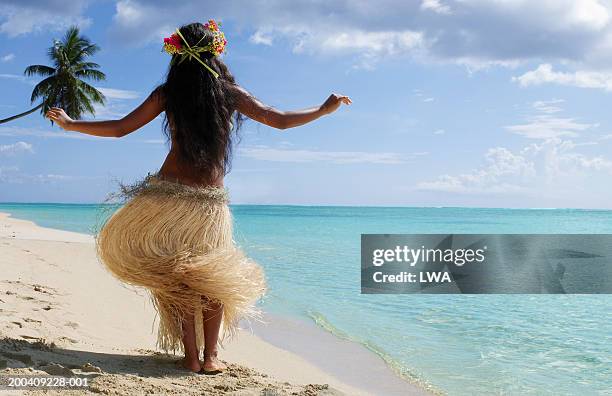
[1,203,611,395]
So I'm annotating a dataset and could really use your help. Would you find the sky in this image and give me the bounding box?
[1,0,612,208]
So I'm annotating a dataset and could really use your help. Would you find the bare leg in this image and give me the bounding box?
[202,299,227,372]
[177,313,201,372]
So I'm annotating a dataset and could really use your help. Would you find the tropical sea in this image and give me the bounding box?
[1,203,611,395]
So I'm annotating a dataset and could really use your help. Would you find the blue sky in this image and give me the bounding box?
[1,0,612,208]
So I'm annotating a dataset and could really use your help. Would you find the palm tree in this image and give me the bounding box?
[0,26,106,124]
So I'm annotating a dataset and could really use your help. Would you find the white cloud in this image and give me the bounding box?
[506,116,595,139]
[96,87,141,100]
[513,64,612,91]
[238,145,421,164]
[532,99,564,114]
[249,29,274,46]
[434,129,445,135]
[0,141,33,155]
[417,138,612,195]
[459,0,609,32]
[0,165,19,183]
[504,99,596,139]
[0,126,97,140]
[6,1,612,76]
[319,30,424,56]
[423,97,435,102]
[418,100,612,196]
[417,147,535,194]
[0,73,29,83]
[420,0,451,15]
[522,138,612,181]
[1,53,14,62]
[105,0,612,71]
[249,26,425,69]
[3,0,612,74]
[0,166,70,184]
[0,1,91,37]
[92,87,142,119]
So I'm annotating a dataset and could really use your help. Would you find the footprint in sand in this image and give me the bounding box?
[39,363,74,377]
[58,336,78,344]
[10,321,23,328]
[64,321,79,329]
[80,363,103,373]
[33,285,51,294]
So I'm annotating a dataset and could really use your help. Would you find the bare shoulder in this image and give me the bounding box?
[150,85,166,109]
[224,81,250,100]
[224,82,266,114]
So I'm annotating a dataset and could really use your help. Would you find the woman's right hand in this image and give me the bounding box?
[320,93,352,115]
[46,107,74,130]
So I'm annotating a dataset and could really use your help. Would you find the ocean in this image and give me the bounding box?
[1,203,611,395]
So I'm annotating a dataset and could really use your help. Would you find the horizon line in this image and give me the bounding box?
[1,202,612,211]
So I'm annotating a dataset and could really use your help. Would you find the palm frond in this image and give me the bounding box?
[76,61,101,70]
[75,69,106,81]
[30,76,57,103]
[78,80,106,105]
[76,87,96,116]
[24,65,56,77]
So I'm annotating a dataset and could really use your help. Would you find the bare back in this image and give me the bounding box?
[158,128,225,188]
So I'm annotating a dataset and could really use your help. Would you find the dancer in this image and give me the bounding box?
[45,20,351,374]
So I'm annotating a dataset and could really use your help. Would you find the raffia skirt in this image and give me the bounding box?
[94,172,266,353]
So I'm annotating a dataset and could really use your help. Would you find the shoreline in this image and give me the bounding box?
[247,312,432,395]
[0,210,428,395]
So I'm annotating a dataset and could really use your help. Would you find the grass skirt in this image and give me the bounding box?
[94,172,266,353]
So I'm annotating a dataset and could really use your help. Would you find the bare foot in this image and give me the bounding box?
[201,350,226,374]
[175,357,201,373]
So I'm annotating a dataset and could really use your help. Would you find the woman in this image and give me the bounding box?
[45,20,351,374]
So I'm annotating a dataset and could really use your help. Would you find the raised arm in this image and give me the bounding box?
[229,84,351,130]
[45,90,164,138]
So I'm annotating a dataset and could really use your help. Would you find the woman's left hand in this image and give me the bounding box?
[320,93,352,115]
[46,107,74,130]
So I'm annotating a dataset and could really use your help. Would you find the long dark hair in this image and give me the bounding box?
[154,22,244,181]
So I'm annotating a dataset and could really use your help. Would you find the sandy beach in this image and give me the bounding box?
[0,211,427,395]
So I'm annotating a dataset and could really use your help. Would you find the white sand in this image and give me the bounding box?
[0,211,428,395]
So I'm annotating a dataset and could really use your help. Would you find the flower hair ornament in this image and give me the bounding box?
[162,19,227,78]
